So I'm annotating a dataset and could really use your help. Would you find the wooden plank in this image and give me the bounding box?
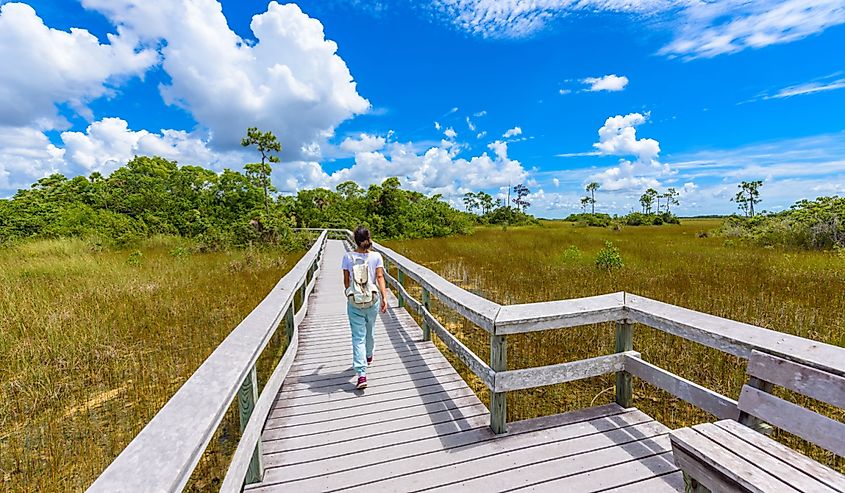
[746,350,845,408]
[671,445,753,493]
[624,355,740,420]
[277,365,459,399]
[281,360,456,392]
[670,426,799,493]
[738,384,845,456]
[269,379,474,416]
[490,333,507,434]
[694,423,837,493]
[385,434,675,493]
[714,419,845,492]
[494,352,635,393]
[262,403,490,454]
[255,410,662,491]
[493,292,626,335]
[88,231,327,493]
[626,294,845,377]
[423,309,495,389]
[607,472,686,492]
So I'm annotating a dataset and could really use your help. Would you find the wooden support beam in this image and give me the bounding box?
[422,288,431,341]
[615,321,633,408]
[237,366,263,484]
[737,376,773,434]
[397,270,405,308]
[284,303,295,344]
[490,334,507,434]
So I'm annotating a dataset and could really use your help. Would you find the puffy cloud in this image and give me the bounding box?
[588,112,672,190]
[582,74,628,92]
[0,2,156,129]
[60,117,244,175]
[82,0,370,157]
[444,127,458,139]
[553,178,560,187]
[339,133,386,153]
[661,0,845,59]
[0,126,66,192]
[503,126,523,138]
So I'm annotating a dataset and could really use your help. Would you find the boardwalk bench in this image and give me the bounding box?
[669,350,845,493]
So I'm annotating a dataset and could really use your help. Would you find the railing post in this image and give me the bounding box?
[284,303,295,343]
[397,270,406,308]
[422,288,431,341]
[238,366,263,484]
[738,376,774,434]
[298,280,307,311]
[615,320,633,408]
[490,333,507,434]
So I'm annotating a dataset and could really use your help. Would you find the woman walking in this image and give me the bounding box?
[342,226,388,390]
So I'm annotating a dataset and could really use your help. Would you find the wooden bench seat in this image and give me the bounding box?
[669,349,845,493]
[671,419,845,492]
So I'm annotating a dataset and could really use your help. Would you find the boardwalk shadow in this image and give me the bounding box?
[376,297,492,450]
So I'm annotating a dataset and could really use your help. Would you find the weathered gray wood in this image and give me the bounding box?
[615,321,633,408]
[494,352,637,393]
[624,355,740,420]
[221,321,302,493]
[88,231,327,493]
[626,294,845,377]
[694,423,837,493]
[738,384,845,456]
[423,309,496,389]
[738,376,774,433]
[714,419,845,492]
[396,269,405,308]
[672,445,745,493]
[237,366,263,484]
[494,292,626,335]
[490,333,507,434]
[670,426,795,493]
[746,350,845,408]
[422,288,432,341]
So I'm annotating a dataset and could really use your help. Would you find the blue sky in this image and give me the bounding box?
[1,0,844,216]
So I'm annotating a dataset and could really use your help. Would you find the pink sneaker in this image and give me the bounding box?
[356,376,368,389]
[367,355,373,365]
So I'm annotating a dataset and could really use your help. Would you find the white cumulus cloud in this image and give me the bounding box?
[0,2,157,129]
[339,133,386,153]
[81,0,370,157]
[503,126,523,138]
[589,112,672,190]
[582,74,628,92]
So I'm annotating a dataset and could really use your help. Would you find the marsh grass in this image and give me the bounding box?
[0,237,301,491]
[386,219,845,471]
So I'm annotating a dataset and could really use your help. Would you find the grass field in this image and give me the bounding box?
[0,238,300,492]
[385,219,845,471]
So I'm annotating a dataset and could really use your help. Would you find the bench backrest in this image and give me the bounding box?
[738,350,845,457]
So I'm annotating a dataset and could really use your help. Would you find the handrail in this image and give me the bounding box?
[88,230,327,493]
[324,227,845,441]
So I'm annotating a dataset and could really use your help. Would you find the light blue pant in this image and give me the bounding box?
[348,294,379,376]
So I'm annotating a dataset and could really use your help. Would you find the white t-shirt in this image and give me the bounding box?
[342,250,384,286]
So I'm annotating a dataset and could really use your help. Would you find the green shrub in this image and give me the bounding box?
[126,251,143,266]
[595,241,624,270]
[560,245,582,262]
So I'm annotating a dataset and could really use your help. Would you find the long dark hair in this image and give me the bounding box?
[353,225,372,250]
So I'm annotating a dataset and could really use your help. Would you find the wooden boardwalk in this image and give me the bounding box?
[247,240,683,492]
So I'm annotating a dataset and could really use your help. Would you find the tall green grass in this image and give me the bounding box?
[386,219,845,471]
[0,237,300,491]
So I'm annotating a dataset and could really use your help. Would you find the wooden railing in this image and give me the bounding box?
[332,228,845,438]
[88,231,327,493]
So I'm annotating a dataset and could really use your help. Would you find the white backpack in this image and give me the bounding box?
[346,254,377,308]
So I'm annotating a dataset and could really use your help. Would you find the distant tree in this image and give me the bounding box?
[463,192,479,213]
[241,127,281,215]
[512,184,531,211]
[664,188,679,213]
[336,180,363,200]
[476,192,495,214]
[732,180,763,217]
[586,182,600,214]
[580,196,591,212]
[639,192,654,214]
